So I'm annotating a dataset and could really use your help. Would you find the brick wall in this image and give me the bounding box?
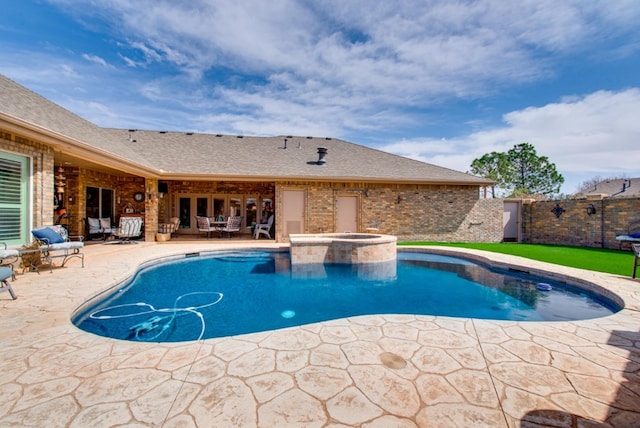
[275,181,504,243]
[521,197,640,249]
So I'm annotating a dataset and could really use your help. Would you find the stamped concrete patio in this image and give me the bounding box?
[1,241,639,427]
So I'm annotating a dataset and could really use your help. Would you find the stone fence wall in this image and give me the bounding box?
[521,197,640,249]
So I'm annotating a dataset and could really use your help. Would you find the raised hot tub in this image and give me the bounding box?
[289,233,397,265]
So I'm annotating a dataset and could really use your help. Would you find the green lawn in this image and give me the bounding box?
[398,242,636,277]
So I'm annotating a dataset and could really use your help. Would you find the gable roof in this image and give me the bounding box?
[574,178,640,198]
[1,74,492,185]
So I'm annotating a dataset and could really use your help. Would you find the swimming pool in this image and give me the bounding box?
[72,250,621,342]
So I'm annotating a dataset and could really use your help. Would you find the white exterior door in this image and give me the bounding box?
[336,196,358,233]
[282,190,305,238]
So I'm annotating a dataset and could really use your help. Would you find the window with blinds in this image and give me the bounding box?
[0,153,29,245]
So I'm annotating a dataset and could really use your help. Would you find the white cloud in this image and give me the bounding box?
[81,54,108,67]
[46,0,640,104]
[4,1,640,194]
[379,89,640,193]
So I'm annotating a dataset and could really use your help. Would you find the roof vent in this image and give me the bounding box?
[159,131,167,134]
[237,135,244,138]
[306,136,313,139]
[215,134,223,137]
[186,132,193,135]
[317,147,328,165]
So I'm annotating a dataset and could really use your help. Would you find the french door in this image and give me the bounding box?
[179,194,248,234]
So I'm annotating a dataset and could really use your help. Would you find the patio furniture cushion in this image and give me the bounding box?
[32,227,66,244]
[100,217,111,229]
[0,242,19,263]
[87,217,101,234]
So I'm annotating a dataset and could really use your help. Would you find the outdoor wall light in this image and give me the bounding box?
[586,204,597,216]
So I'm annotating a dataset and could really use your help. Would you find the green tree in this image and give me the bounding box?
[470,143,564,197]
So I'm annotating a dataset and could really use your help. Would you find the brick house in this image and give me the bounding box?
[0,74,501,245]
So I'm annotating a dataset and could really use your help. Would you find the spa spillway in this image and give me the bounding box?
[289,233,397,265]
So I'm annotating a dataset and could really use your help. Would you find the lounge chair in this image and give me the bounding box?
[254,215,274,239]
[112,216,143,243]
[30,225,85,272]
[220,216,242,238]
[196,216,220,238]
[616,220,640,250]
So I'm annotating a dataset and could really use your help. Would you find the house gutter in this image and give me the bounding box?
[0,113,160,178]
[156,173,494,187]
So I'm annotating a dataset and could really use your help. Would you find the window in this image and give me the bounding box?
[0,152,29,245]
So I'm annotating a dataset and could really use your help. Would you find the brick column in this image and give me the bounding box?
[144,178,159,242]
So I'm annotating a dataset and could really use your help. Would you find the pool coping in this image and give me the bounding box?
[1,242,639,427]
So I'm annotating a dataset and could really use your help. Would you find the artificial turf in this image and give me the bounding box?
[398,242,636,277]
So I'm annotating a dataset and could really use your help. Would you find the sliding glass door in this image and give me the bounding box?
[86,186,114,221]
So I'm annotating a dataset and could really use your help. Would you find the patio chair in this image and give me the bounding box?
[85,217,116,240]
[254,215,274,239]
[633,244,640,279]
[112,216,143,243]
[220,216,243,238]
[0,266,16,300]
[365,220,381,233]
[0,242,19,280]
[167,217,180,235]
[196,216,219,238]
[158,216,181,236]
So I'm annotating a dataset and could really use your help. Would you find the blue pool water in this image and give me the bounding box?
[72,250,620,342]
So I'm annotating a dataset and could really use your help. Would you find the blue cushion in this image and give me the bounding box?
[0,266,12,281]
[32,227,65,244]
[629,232,640,238]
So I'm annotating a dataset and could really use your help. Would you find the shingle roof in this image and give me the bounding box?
[1,74,491,185]
[574,178,640,198]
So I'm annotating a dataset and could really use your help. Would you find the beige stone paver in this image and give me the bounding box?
[0,242,639,427]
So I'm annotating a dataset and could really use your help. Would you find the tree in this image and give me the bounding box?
[470,143,564,198]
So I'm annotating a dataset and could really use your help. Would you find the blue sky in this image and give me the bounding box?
[2,0,640,194]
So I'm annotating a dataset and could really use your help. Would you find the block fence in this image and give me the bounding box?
[521,197,640,249]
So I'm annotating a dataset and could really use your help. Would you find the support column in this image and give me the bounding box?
[144,178,159,242]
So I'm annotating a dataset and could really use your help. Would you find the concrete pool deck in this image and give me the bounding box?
[1,242,639,427]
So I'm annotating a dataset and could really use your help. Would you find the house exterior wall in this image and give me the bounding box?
[521,197,640,249]
[275,181,504,243]
[1,130,54,231]
[1,127,503,245]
